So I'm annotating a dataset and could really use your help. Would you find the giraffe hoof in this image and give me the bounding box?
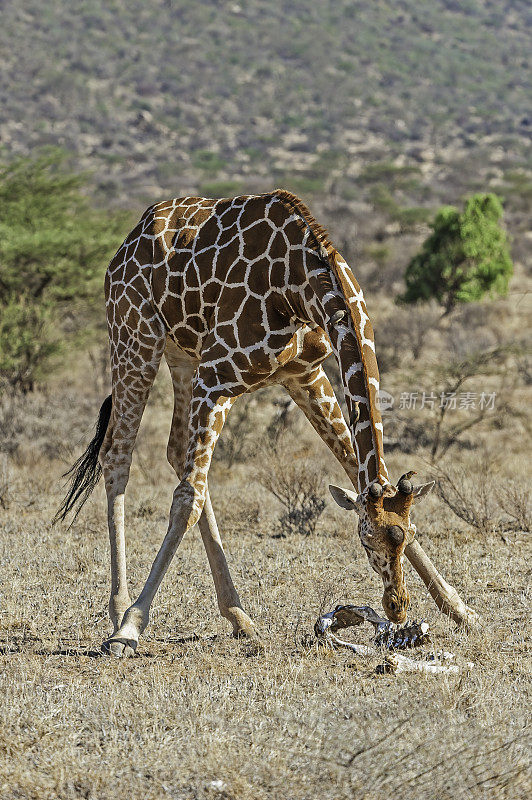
[232,625,264,654]
[101,637,137,658]
[222,607,259,641]
[455,606,481,631]
[232,625,260,640]
[233,627,265,656]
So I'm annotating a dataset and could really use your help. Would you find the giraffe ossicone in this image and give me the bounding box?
[55,189,478,657]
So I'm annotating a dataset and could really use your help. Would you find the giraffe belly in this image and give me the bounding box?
[164,336,198,371]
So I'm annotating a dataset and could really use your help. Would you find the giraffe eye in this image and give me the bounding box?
[387,525,405,546]
[389,601,398,612]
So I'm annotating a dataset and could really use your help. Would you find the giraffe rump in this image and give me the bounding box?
[53,394,112,526]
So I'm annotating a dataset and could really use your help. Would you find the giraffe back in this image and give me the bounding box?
[107,193,325,366]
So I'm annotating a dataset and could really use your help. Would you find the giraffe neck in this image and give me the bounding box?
[303,249,388,492]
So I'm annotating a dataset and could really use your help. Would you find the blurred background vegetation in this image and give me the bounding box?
[0,151,128,390]
[0,0,529,213]
[0,0,530,389]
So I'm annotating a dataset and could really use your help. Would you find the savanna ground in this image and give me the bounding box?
[1,276,530,800]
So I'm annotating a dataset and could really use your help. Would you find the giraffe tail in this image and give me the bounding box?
[53,394,112,526]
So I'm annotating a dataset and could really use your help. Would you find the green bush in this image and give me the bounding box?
[400,193,513,313]
[0,150,127,391]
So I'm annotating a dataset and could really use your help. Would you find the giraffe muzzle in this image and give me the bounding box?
[382,589,410,624]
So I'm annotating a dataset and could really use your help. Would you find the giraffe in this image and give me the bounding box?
[55,190,478,657]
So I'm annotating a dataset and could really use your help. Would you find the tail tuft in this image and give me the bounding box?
[53,394,112,526]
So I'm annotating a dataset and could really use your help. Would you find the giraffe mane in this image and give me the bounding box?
[265,189,337,260]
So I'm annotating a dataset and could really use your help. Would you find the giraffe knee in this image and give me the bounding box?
[102,450,132,491]
[170,480,206,530]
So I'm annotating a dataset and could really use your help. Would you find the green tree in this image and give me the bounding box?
[400,194,513,314]
[0,151,128,390]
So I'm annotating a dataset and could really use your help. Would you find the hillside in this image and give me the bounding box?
[1,0,530,227]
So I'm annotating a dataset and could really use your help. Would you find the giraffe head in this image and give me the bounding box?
[329,474,435,624]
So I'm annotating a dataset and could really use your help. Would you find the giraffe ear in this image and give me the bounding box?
[329,485,362,514]
[412,481,435,501]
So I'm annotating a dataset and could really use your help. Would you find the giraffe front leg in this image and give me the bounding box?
[198,487,258,638]
[282,365,359,488]
[404,540,480,629]
[102,384,240,657]
[282,367,479,628]
[164,350,258,639]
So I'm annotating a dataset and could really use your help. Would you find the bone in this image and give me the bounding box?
[316,603,428,648]
[327,632,462,674]
[377,652,466,675]
[315,604,473,675]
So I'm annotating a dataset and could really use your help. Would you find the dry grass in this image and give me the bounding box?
[0,354,530,800]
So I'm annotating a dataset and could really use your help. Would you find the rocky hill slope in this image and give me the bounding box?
[1,0,529,218]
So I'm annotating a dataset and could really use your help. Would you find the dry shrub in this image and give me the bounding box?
[436,463,499,533]
[265,397,298,443]
[436,459,531,534]
[254,433,326,537]
[384,343,522,462]
[215,392,300,468]
[377,303,440,372]
[496,483,531,532]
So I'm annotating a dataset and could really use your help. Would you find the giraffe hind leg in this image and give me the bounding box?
[101,320,166,643]
[102,363,250,656]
